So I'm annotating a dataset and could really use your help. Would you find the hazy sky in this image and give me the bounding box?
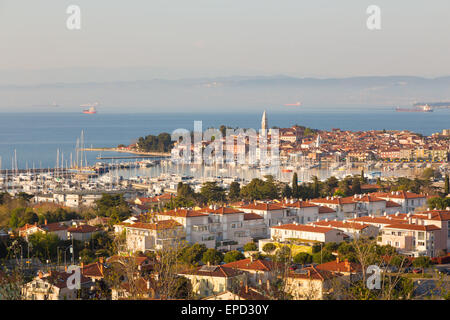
[1,0,449,83]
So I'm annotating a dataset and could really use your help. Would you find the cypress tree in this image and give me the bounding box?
[292,172,299,197]
[445,174,449,195]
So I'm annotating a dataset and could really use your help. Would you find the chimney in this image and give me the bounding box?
[44,219,47,225]
[245,284,248,294]
[344,259,350,272]
[307,270,311,277]
[266,279,270,291]
[427,213,432,219]
[336,257,340,264]
[38,271,43,279]
[99,257,104,264]
[64,265,68,272]
[81,262,84,270]
[147,280,151,290]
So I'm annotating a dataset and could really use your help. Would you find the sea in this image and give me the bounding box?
[0,106,449,170]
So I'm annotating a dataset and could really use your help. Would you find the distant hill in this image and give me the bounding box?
[1,75,449,112]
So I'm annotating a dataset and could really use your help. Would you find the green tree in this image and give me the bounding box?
[293,252,312,265]
[228,182,241,202]
[223,250,245,263]
[201,248,224,265]
[352,176,362,195]
[292,173,299,197]
[200,182,226,204]
[312,250,335,264]
[445,174,449,195]
[243,242,257,251]
[179,243,207,266]
[262,243,276,254]
[412,256,431,269]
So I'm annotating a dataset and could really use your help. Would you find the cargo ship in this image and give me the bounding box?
[83,106,97,114]
[395,104,433,112]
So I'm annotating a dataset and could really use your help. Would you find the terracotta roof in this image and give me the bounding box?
[179,265,243,278]
[127,220,182,231]
[386,200,402,208]
[370,191,426,200]
[39,271,91,289]
[42,222,69,232]
[413,210,450,221]
[238,203,285,211]
[384,223,441,232]
[315,259,362,273]
[68,225,101,233]
[282,200,318,208]
[243,213,264,220]
[288,266,340,281]
[310,197,356,205]
[272,223,334,234]
[222,258,276,271]
[318,206,336,214]
[199,207,244,215]
[348,216,407,225]
[81,262,105,278]
[312,220,370,231]
[159,209,208,218]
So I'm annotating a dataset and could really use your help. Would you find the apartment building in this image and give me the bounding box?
[178,265,245,298]
[378,223,443,257]
[270,223,345,244]
[237,202,286,227]
[156,208,215,248]
[311,219,379,239]
[124,220,185,252]
[309,197,358,219]
[370,191,426,212]
[199,206,252,250]
[22,271,92,300]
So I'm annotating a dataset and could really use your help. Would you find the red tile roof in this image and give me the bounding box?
[179,265,244,278]
[243,213,264,220]
[272,223,334,234]
[222,258,276,271]
[68,225,101,234]
[199,207,244,215]
[238,203,285,211]
[159,209,208,218]
[127,220,182,231]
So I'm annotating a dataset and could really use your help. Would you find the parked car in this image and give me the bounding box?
[412,268,423,274]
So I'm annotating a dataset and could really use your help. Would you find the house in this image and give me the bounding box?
[311,219,379,239]
[124,220,185,252]
[222,257,277,287]
[198,206,252,250]
[67,225,102,242]
[237,202,286,227]
[370,191,426,212]
[156,208,215,248]
[285,266,341,300]
[178,265,245,298]
[378,223,443,257]
[22,270,92,300]
[80,258,107,282]
[242,213,268,240]
[315,258,362,282]
[111,277,158,300]
[270,223,345,244]
[18,220,69,241]
[281,199,322,224]
[309,196,358,219]
[204,285,269,300]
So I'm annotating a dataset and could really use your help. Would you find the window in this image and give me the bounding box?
[395,242,399,247]
[418,232,424,240]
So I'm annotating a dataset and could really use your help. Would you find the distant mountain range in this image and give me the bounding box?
[1,75,449,112]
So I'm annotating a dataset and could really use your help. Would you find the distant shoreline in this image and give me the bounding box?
[80,147,171,157]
